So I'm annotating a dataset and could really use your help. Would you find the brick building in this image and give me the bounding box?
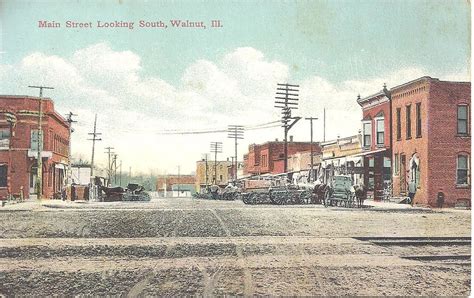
[390,77,470,207]
[357,91,392,200]
[195,160,232,192]
[243,139,321,175]
[156,174,195,197]
[0,95,70,200]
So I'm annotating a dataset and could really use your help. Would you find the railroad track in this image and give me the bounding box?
[353,236,471,246]
[354,236,471,264]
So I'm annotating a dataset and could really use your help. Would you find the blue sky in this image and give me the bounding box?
[0,0,470,173]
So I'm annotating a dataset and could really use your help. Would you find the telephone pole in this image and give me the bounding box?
[119,160,122,187]
[305,117,318,182]
[210,142,222,184]
[228,125,244,184]
[274,83,301,173]
[88,114,102,177]
[28,85,54,200]
[104,147,115,185]
[66,112,77,184]
[113,154,118,184]
[202,153,209,192]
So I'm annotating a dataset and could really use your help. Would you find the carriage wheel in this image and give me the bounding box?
[299,191,311,204]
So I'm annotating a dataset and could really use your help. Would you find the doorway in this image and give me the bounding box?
[400,154,406,194]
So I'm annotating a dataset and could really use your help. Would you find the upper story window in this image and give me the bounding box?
[362,122,372,148]
[30,129,43,151]
[396,108,401,141]
[0,129,10,149]
[416,103,422,138]
[376,118,384,146]
[457,105,469,136]
[456,154,469,186]
[406,105,412,139]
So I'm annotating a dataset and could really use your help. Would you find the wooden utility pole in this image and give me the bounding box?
[228,125,244,184]
[104,147,115,185]
[28,85,54,200]
[88,114,101,177]
[305,117,318,182]
[210,142,222,184]
[65,112,77,184]
[275,83,300,173]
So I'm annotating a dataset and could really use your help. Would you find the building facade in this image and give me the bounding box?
[195,160,232,192]
[320,134,364,186]
[357,91,392,200]
[390,77,470,207]
[0,95,70,200]
[243,139,321,175]
[156,174,195,197]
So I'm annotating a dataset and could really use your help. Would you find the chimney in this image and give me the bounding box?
[275,138,279,142]
[290,135,294,142]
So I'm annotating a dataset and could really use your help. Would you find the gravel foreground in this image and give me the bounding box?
[0,198,470,296]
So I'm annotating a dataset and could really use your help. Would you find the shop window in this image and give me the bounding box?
[456,154,469,186]
[363,122,372,147]
[376,118,384,146]
[457,105,469,136]
[0,129,10,149]
[406,105,412,139]
[396,108,401,140]
[0,165,7,187]
[368,157,374,167]
[416,103,422,138]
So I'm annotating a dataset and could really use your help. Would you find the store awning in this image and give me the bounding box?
[352,148,387,157]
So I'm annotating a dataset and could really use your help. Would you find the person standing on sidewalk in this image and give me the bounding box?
[408,180,417,206]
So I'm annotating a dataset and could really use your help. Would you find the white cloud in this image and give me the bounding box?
[0,44,469,174]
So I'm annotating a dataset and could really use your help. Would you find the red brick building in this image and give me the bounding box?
[156,174,195,196]
[390,77,470,207]
[0,95,70,200]
[357,91,392,200]
[243,139,321,175]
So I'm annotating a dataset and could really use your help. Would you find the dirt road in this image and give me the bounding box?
[0,198,470,296]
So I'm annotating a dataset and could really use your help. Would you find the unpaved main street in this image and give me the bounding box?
[0,198,470,296]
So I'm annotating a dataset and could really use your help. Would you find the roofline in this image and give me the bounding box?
[0,95,53,101]
[320,134,360,146]
[389,76,436,92]
[356,90,385,106]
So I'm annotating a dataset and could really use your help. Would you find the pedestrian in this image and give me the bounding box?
[408,180,417,206]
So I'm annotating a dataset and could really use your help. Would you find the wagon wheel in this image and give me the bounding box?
[270,190,285,205]
[242,193,252,204]
[299,191,311,204]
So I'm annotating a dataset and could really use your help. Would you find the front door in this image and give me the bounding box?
[400,154,406,194]
[30,165,37,195]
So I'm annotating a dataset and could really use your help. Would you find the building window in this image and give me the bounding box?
[457,105,469,136]
[219,175,223,181]
[406,105,412,139]
[396,108,401,140]
[0,129,10,149]
[31,130,43,151]
[456,154,469,186]
[394,154,399,176]
[376,118,384,146]
[363,122,372,148]
[416,103,422,138]
[0,165,7,187]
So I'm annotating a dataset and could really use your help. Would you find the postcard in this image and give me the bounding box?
[0,0,471,296]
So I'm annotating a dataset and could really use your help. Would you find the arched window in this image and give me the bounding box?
[456,154,470,186]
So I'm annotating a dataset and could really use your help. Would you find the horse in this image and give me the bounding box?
[353,183,368,208]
